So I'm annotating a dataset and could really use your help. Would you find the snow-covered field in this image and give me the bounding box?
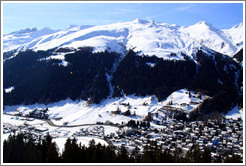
[2,89,243,157]
[4,89,207,126]
[161,89,207,113]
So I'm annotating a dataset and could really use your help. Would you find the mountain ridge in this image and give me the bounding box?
[3,19,243,59]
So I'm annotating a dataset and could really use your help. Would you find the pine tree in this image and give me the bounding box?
[103,146,117,162]
[40,133,53,162]
[62,138,72,162]
[46,143,60,163]
[3,133,27,163]
[25,138,42,162]
[118,145,129,163]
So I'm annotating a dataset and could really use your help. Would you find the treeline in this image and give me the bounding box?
[3,47,119,105]
[189,50,242,117]
[3,133,242,163]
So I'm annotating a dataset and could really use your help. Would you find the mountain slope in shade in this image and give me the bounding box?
[3,19,243,59]
[3,46,241,114]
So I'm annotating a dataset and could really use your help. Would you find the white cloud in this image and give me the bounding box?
[174,4,196,11]
[145,4,197,21]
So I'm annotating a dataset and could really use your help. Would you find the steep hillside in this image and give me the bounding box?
[3,46,241,116]
[3,47,120,105]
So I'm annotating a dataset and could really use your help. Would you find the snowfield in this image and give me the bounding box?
[3,19,243,60]
[161,89,208,113]
[4,89,208,126]
[225,105,243,120]
[3,27,58,52]
[4,86,15,93]
[181,21,238,56]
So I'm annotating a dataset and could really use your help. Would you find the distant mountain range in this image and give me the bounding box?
[3,18,243,58]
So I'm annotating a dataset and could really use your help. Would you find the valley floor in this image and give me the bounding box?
[2,89,243,163]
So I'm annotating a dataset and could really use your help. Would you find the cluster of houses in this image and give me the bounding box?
[103,118,243,162]
[3,113,243,162]
[62,117,243,162]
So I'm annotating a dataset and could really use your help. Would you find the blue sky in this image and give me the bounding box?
[2,2,244,34]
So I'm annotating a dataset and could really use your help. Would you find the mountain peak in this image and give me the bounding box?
[191,21,219,32]
[132,18,150,24]
[196,21,213,27]
[10,27,38,35]
[232,22,243,29]
[40,27,53,31]
[68,25,79,29]
[66,25,93,31]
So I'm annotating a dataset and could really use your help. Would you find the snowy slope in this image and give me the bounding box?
[161,89,208,113]
[3,27,59,52]
[3,19,243,59]
[222,23,244,52]
[181,21,238,56]
[225,105,243,120]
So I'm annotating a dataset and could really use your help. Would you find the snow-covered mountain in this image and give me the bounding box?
[181,21,239,57]
[3,19,243,59]
[3,18,243,119]
[222,23,243,50]
[3,27,59,52]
